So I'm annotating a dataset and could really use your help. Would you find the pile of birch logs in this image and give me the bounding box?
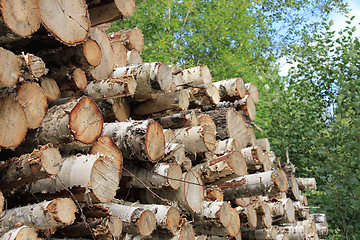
[0,0,327,239]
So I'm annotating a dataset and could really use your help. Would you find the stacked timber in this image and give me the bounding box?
[0,1,326,239]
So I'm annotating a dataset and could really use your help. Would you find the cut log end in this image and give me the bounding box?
[145,121,165,162]
[0,47,20,87]
[218,202,240,237]
[0,96,27,148]
[272,169,288,192]
[69,96,103,144]
[184,170,204,213]
[108,216,123,237]
[72,68,88,90]
[115,0,136,17]
[227,151,248,177]
[168,163,183,190]
[41,78,61,101]
[0,191,4,213]
[246,83,259,104]
[38,145,63,175]
[167,206,181,235]
[46,198,77,225]
[2,226,38,240]
[82,38,102,66]
[236,77,246,98]
[138,209,157,236]
[112,98,130,122]
[112,41,127,67]
[203,124,217,152]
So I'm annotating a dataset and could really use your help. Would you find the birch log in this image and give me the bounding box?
[39,0,90,46]
[0,144,62,191]
[213,77,246,101]
[227,108,255,148]
[237,205,257,229]
[214,95,256,121]
[257,138,271,153]
[218,169,288,200]
[181,65,212,86]
[18,52,48,80]
[1,198,76,230]
[109,27,144,52]
[205,187,224,201]
[0,96,27,148]
[297,178,317,191]
[100,203,156,236]
[241,146,265,166]
[31,154,119,203]
[0,47,20,88]
[84,75,137,100]
[242,227,279,240]
[287,175,302,201]
[95,97,131,122]
[0,226,38,240]
[147,220,196,240]
[245,82,259,104]
[278,225,309,240]
[41,77,61,101]
[52,67,88,93]
[127,50,143,65]
[112,40,127,67]
[102,119,165,162]
[38,96,103,148]
[188,83,221,107]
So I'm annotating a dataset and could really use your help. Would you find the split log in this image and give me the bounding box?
[0,47,20,88]
[109,27,144,52]
[213,77,246,101]
[0,96,27,148]
[122,162,182,190]
[195,201,240,237]
[100,203,156,236]
[0,144,62,191]
[257,138,271,153]
[56,216,123,239]
[245,82,259,104]
[173,125,216,153]
[218,169,288,200]
[121,201,181,235]
[112,62,173,97]
[39,0,90,46]
[193,151,247,184]
[133,90,189,116]
[40,77,61,101]
[102,119,165,162]
[297,178,317,191]
[112,41,127,67]
[236,204,257,229]
[16,82,47,129]
[241,227,279,240]
[181,65,212,86]
[127,50,143,65]
[1,198,76,230]
[31,154,119,203]
[277,225,309,240]
[88,0,136,26]
[0,226,38,240]
[84,75,137,100]
[38,96,103,148]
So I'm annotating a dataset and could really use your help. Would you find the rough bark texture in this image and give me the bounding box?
[213,77,246,101]
[0,226,38,240]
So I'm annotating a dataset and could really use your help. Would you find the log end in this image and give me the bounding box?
[218,202,240,237]
[82,38,102,67]
[236,77,246,98]
[205,187,224,201]
[72,68,88,90]
[272,169,288,193]
[285,198,296,223]
[203,124,217,152]
[168,163,183,190]
[261,204,273,228]
[108,216,123,237]
[0,191,4,214]
[145,120,165,162]
[227,151,248,177]
[41,78,61,101]
[0,96,28,148]
[112,98,130,122]
[167,206,181,235]
[247,205,257,229]
[46,198,77,225]
[246,96,256,121]
[184,170,204,214]
[157,62,173,92]
[112,41,128,67]
[138,209,157,236]
[200,65,212,84]
[0,47,20,87]
[246,83,259,104]
[69,96,103,144]
[39,145,63,175]
[115,0,136,18]
[179,220,196,240]
[9,226,38,240]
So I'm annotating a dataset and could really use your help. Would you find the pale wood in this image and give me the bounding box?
[278,225,308,240]
[41,77,61,101]
[297,178,317,190]
[102,120,165,162]
[18,53,48,80]
[205,187,224,201]
[31,154,119,203]
[89,27,116,80]
[148,220,196,240]
[127,50,143,65]
[54,67,88,92]
[218,169,288,200]
[82,38,102,66]
[0,144,62,191]
[38,96,103,147]
[96,97,130,122]
[188,83,221,107]
[109,27,144,52]
[101,203,156,236]
[227,108,254,148]
[242,227,279,240]
[0,96,27,148]
[214,138,242,155]
[234,197,252,207]
[0,226,38,240]
[213,77,246,100]
[256,202,272,229]
[174,125,216,153]
[39,0,90,46]
[287,175,302,201]
[181,65,212,86]
[112,62,173,96]
[257,138,271,153]
[112,40,128,67]
[212,95,256,122]
[158,110,199,129]
[0,47,20,88]
[1,198,76,230]
[123,162,182,190]
[241,146,265,166]
[16,82,47,129]
[245,82,259,104]
[84,75,137,100]
[236,204,257,229]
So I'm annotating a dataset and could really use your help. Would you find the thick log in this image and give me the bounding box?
[0,47,20,88]
[0,226,38,240]
[1,198,76,230]
[127,50,143,65]
[88,0,136,26]
[213,77,246,101]
[173,125,216,153]
[109,27,144,52]
[39,0,90,46]
[0,96,27,148]
[112,62,173,97]
[245,82,259,104]
[31,154,119,203]
[102,119,165,162]
[100,203,156,236]
[16,82,47,129]
[38,96,103,148]
[123,162,182,190]
[41,77,61,101]
[112,40,127,67]
[0,144,62,191]
[193,151,247,184]
[132,90,190,116]
[84,75,137,100]
[297,178,317,191]
[218,169,288,200]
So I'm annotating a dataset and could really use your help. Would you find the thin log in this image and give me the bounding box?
[1,198,76,230]
[236,204,257,229]
[157,110,200,129]
[287,175,302,201]
[41,77,61,101]
[255,202,273,229]
[100,202,156,236]
[213,77,246,100]
[31,154,120,203]
[82,37,102,66]
[148,220,196,240]
[297,178,317,191]
[227,108,255,148]
[218,169,288,200]
[241,146,265,166]
[214,95,256,121]
[277,225,309,240]
[234,197,252,207]
[84,75,137,100]
[0,144,62,191]
[52,67,88,93]
[245,82,259,104]
[0,96,27,148]
[102,119,165,162]
[127,50,143,65]
[0,47,20,88]
[0,226,38,240]
[213,138,242,155]
[109,27,144,52]
[95,97,131,122]
[39,0,90,46]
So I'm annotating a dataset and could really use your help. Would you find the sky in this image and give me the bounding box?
[278,0,360,76]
